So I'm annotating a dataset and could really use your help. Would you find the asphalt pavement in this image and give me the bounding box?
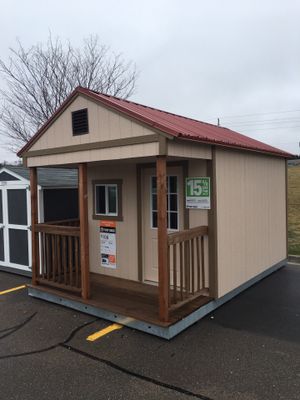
[0,264,299,400]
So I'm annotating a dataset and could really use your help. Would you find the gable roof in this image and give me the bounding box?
[1,165,78,188]
[18,86,292,158]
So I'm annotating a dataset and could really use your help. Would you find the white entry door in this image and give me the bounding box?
[0,185,31,272]
[142,166,184,283]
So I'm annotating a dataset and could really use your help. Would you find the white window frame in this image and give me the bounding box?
[150,175,179,231]
[95,183,118,217]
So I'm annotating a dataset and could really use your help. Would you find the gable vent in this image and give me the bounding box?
[72,108,89,135]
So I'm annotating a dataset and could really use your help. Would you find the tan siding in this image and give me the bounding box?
[88,164,139,280]
[168,141,212,160]
[216,149,287,297]
[30,95,156,152]
[26,142,159,167]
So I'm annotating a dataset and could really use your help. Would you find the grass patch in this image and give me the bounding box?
[288,165,300,255]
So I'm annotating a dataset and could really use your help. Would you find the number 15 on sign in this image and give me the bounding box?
[186,177,211,209]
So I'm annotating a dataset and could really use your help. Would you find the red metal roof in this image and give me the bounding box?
[18,86,293,158]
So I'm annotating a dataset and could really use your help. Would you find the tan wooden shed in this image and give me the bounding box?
[18,87,291,338]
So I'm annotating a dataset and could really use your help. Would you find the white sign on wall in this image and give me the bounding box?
[99,220,117,269]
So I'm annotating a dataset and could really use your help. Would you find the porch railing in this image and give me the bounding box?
[167,225,209,312]
[35,219,81,294]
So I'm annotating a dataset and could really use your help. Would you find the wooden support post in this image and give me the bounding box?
[79,163,90,299]
[157,155,169,322]
[30,167,39,286]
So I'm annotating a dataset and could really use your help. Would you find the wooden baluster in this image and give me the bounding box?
[57,235,61,283]
[191,238,195,295]
[40,233,45,279]
[75,236,79,288]
[173,243,177,304]
[68,236,73,287]
[201,236,205,289]
[179,242,183,301]
[196,236,200,292]
[62,236,67,285]
[185,241,190,297]
[51,235,56,282]
[46,234,51,280]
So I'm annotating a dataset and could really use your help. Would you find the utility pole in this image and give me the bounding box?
[217,118,220,126]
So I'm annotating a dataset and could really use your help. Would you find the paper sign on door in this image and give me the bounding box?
[99,220,117,269]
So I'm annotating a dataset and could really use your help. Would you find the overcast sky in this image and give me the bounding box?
[0,0,299,161]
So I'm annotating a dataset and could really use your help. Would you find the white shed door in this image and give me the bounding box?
[0,185,31,272]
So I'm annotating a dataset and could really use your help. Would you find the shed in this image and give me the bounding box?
[0,166,78,276]
[17,86,291,338]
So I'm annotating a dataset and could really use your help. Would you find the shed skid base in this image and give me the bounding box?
[28,259,287,339]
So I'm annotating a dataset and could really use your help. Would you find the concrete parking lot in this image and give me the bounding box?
[0,264,299,400]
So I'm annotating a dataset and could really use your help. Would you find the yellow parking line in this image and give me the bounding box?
[87,323,123,341]
[0,285,26,296]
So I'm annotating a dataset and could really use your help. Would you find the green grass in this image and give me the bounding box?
[288,165,300,255]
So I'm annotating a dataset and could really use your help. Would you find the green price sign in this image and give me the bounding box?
[185,177,211,209]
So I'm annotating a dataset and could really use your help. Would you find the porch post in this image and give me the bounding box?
[29,167,38,286]
[156,155,169,322]
[79,163,90,299]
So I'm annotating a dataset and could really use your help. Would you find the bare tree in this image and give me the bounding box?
[0,35,138,151]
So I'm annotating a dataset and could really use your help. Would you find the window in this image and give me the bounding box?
[72,108,89,135]
[151,175,179,230]
[93,180,123,221]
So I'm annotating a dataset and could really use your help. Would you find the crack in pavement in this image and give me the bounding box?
[0,318,98,360]
[60,343,214,400]
[0,312,37,340]
[0,317,214,400]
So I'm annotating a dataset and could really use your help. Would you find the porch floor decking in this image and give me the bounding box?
[29,273,212,327]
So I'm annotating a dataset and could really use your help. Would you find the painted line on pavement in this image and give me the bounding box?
[0,285,26,296]
[87,323,123,341]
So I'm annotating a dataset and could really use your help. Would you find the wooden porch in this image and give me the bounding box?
[29,273,212,327]
[29,158,214,326]
[32,217,211,325]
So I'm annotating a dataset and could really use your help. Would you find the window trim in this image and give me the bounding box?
[92,179,123,221]
[150,175,179,231]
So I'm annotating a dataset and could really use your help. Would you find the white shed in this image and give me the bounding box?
[0,166,78,276]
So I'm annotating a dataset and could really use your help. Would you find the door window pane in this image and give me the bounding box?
[9,229,29,266]
[7,189,27,225]
[169,194,178,211]
[169,176,177,193]
[169,212,178,230]
[152,211,157,228]
[152,193,157,211]
[151,175,179,230]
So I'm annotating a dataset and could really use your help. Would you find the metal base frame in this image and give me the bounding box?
[28,259,287,339]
